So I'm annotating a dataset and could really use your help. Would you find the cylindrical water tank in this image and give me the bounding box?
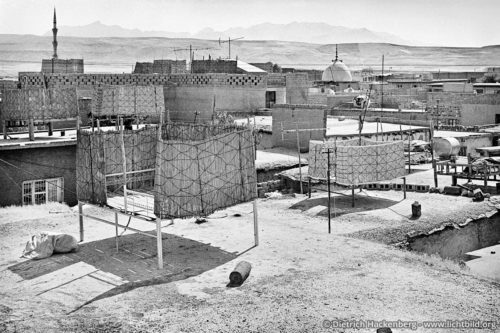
[433,137,461,159]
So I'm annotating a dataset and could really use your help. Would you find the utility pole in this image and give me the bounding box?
[381,54,384,112]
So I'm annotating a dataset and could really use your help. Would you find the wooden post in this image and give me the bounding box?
[403,177,407,200]
[78,202,84,242]
[28,118,35,141]
[253,199,259,246]
[119,117,128,213]
[96,118,101,132]
[76,116,81,131]
[327,149,331,234]
[295,122,303,194]
[48,121,53,136]
[156,219,163,269]
[115,211,119,252]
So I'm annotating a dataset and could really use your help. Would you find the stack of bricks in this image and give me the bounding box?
[257,179,285,198]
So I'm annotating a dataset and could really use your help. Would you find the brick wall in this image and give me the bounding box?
[152,60,187,74]
[191,60,238,74]
[133,62,154,74]
[0,144,77,207]
[41,59,84,74]
[271,104,326,151]
[461,104,500,126]
[329,109,431,125]
[285,73,309,104]
[18,73,267,89]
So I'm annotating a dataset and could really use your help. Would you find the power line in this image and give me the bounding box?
[2,157,75,171]
[0,158,76,195]
[0,163,23,191]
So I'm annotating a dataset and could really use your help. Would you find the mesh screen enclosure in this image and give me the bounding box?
[1,88,78,121]
[91,85,164,117]
[76,123,257,219]
[308,138,405,186]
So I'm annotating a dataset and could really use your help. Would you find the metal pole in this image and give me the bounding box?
[78,201,84,242]
[403,177,407,200]
[253,199,259,246]
[327,149,331,234]
[119,117,128,213]
[156,219,163,269]
[430,120,438,188]
[48,121,53,136]
[381,54,384,112]
[295,122,303,194]
[408,130,411,173]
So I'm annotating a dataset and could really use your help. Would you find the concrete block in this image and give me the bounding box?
[415,185,430,192]
[392,183,404,191]
[377,183,391,191]
[405,184,416,192]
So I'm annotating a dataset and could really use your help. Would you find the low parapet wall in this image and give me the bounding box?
[18,73,267,89]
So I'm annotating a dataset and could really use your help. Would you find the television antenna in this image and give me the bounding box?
[218,36,244,59]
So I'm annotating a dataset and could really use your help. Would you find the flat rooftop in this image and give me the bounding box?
[326,117,428,136]
[433,130,488,138]
[0,130,77,150]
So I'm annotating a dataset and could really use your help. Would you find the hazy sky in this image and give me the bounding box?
[0,0,498,47]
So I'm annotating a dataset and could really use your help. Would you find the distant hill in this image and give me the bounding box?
[1,34,499,77]
[43,21,414,45]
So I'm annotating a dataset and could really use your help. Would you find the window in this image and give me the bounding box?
[22,177,64,206]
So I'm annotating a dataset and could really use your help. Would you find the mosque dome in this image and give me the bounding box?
[321,60,352,82]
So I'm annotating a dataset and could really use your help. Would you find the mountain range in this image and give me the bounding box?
[43,21,415,45]
[1,33,499,78]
